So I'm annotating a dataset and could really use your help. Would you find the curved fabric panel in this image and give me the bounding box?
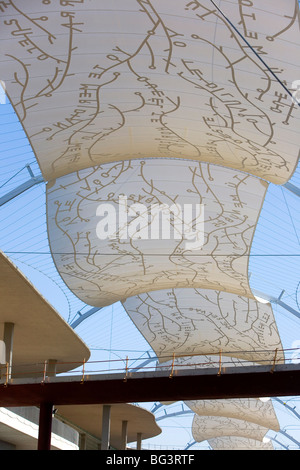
[157,355,256,374]
[185,398,280,431]
[192,415,269,443]
[208,436,274,450]
[122,287,284,364]
[1,0,299,183]
[46,159,267,307]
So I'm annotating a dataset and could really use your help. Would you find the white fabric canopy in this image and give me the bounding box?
[122,287,283,364]
[157,355,257,374]
[46,159,267,306]
[192,415,270,442]
[1,0,299,183]
[185,398,280,431]
[208,436,274,450]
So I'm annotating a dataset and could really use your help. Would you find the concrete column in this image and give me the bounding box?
[47,359,57,377]
[38,402,53,450]
[121,420,128,450]
[101,405,111,450]
[79,433,87,450]
[0,323,14,379]
[136,433,142,450]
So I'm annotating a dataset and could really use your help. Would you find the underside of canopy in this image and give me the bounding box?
[122,287,284,364]
[207,436,274,450]
[1,0,299,183]
[185,398,280,431]
[46,159,267,306]
[192,415,270,442]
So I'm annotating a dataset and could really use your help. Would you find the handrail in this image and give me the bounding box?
[0,346,299,384]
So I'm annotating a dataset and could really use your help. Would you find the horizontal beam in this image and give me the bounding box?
[70,307,101,329]
[278,429,300,448]
[252,288,300,320]
[0,175,44,206]
[283,182,300,198]
[1,364,300,408]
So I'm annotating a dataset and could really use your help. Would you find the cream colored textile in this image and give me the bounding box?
[1,0,299,183]
[185,398,280,431]
[156,355,257,373]
[46,159,267,306]
[192,415,270,442]
[122,287,283,364]
[208,436,274,450]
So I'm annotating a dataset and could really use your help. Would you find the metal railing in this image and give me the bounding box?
[1,346,299,386]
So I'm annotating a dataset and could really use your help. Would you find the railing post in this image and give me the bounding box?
[4,362,9,386]
[217,349,222,376]
[169,353,175,378]
[271,348,278,373]
[124,356,129,382]
[42,360,47,384]
[81,358,86,384]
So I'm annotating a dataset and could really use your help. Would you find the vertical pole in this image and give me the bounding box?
[136,433,142,450]
[79,433,87,450]
[38,402,53,450]
[217,349,222,376]
[169,352,175,378]
[101,405,111,450]
[3,323,14,380]
[121,420,128,450]
[47,359,57,378]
